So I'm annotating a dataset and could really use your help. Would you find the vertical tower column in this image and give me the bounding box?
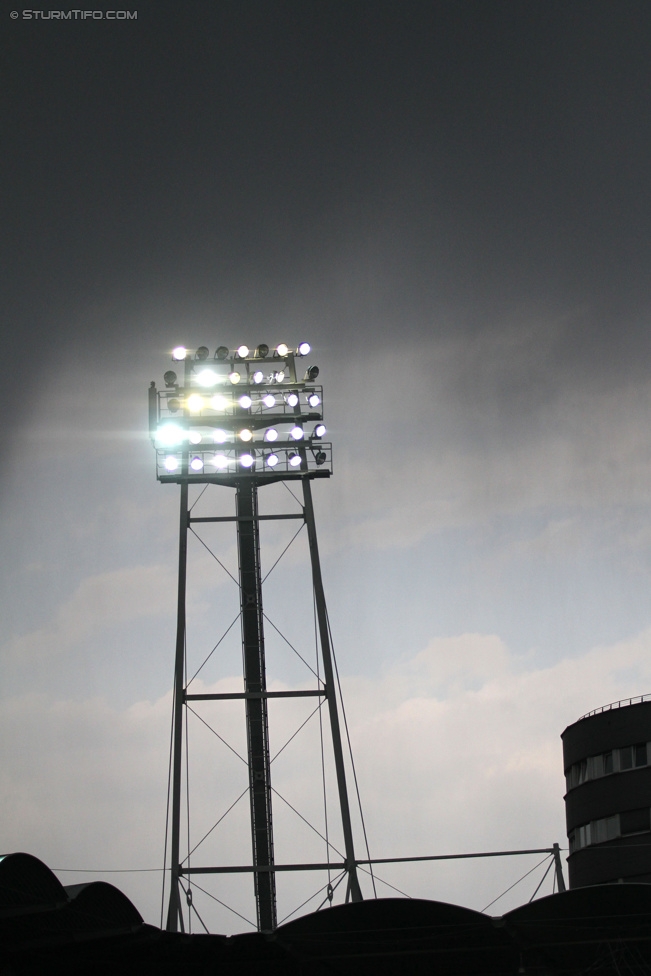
[236,480,276,931]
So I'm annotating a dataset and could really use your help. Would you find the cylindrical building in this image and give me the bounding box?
[562,698,651,887]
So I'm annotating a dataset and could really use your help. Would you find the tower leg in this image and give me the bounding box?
[236,480,276,931]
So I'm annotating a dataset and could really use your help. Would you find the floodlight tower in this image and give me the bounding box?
[148,342,362,934]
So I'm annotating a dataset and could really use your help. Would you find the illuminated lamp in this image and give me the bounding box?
[196,368,219,387]
[239,428,253,442]
[297,341,310,356]
[215,346,229,360]
[187,394,204,413]
[256,344,269,358]
[314,451,327,466]
[211,454,229,469]
[164,456,179,471]
[252,370,264,384]
[275,343,289,357]
[290,426,304,440]
[195,346,209,360]
[263,394,276,408]
[264,428,278,442]
[313,423,326,438]
[288,452,302,467]
[168,398,180,413]
[239,394,253,409]
[172,346,187,361]
[304,365,319,381]
[164,370,177,387]
[273,370,286,383]
[189,431,202,445]
[213,429,228,444]
[266,453,279,467]
[285,393,299,407]
[228,371,241,384]
[210,394,228,410]
[157,423,184,446]
[240,453,254,468]
[190,456,204,471]
[236,344,250,359]
[308,393,320,408]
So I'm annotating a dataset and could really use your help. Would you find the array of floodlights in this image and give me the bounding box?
[153,342,330,476]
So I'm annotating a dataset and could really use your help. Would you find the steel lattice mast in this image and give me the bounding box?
[149,342,362,933]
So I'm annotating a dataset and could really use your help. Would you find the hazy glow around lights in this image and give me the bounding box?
[240,453,254,467]
[187,394,203,412]
[213,429,228,444]
[172,346,187,361]
[211,454,229,469]
[189,431,202,444]
[196,368,219,387]
[157,423,184,446]
[239,429,253,442]
[190,456,203,471]
[210,394,228,410]
[239,395,252,408]
[263,394,276,408]
[164,456,178,471]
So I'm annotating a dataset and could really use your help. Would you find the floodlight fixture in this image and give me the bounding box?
[264,428,278,442]
[308,393,321,408]
[239,394,253,409]
[215,346,229,360]
[263,394,276,408]
[285,392,299,407]
[236,344,250,359]
[210,394,228,410]
[288,452,302,467]
[273,370,286,383]
[211,453,229,468]
[168,398,181,413]
[266,453,279,467]
[240,453,254,467]
[172,346,187,361]
[190,456,204,471]
[164,370,178,387]
[187,394,204,413]
[256,344,269,358]
[252,370,264,384]
[304,365,319,381]
[275,343,289,357]
[228,371,241,384]
[313,423,326,438]
[157,423,184,447]
[196,346,209,361]
[290,426,304,440]
[164,456,179,471]
[213,429,228,444]
[189,431,202,444]
[297,341,311,356]
[239,428,253,442]
[314,451,327,466]
[196,368,219,387]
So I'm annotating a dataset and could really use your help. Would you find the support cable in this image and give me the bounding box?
[326,609,377,897]
[185,786,250,861]
[271,786,345,860]
[277,869,347,925]
[270,701,325,764]
[261,521,306,584]
[528,856,554,903]
[189,528,239,587]
[282,481,303,508]
[186,705,248,765]
[262,612,322,682]
[184,642,191,933]
[315,591,331,889]
[188,483,210,513]
[481,855,550,912]
[357,863,411,899]
[188,878,256,929]
[187,612,241,686]
[160,675,176,928]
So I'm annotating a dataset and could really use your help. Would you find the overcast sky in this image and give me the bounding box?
[2,0,651,933]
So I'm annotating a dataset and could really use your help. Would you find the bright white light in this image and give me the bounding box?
[266,453,279,467]
[189,430,202,444]
[264,428,278,442]
[298,341,310,356]
[286,393,299,407]
[188,394,204,413]
[213,429,228,444]
[314,424,326,438]
[239,428,253,442]
[276,343,289,357]
[164,456,179,471]
[252,370,264,384]
[290,426,304,440]
[157,423,184,447]
[237,344,250,358]
[263,394,276,408]
[308,393,321,407]
[240,453,254,467]
[210,394,228,410]
[229,371,241,385]
[239,394,253,409]
[172,346,187,361]
[196,368,219,388]
[289,453,302,467]
[190,456,203,471]
[275,370,286,383]
[211,454,229,469]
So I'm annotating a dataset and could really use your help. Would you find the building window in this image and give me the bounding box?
[570,809,651,852]
[565,742,650,790]
[620,807,650,835]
